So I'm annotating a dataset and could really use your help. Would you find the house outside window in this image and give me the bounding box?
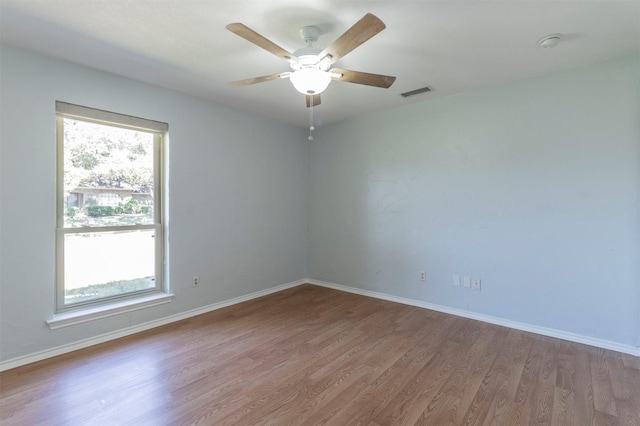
[55,102,168,313]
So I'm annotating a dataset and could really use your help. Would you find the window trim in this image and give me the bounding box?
[55,102,168,314]
[47,292,174,330]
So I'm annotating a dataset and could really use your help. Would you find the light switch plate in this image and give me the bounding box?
[463,276,471,288]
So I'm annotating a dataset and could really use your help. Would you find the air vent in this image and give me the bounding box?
[400,86,434,98]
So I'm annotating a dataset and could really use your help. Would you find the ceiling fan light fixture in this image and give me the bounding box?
[226,14,396,114]
[290,68,331,95]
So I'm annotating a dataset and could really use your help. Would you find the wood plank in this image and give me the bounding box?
[374,337,462,424]
[528,344,559,425]
[464,329,523,425]
[484,332,534,425]
[551,387,576,426]
[573,345,597,425]
[591,349,620,417]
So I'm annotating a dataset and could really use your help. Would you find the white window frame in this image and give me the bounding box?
[55,101,168,314]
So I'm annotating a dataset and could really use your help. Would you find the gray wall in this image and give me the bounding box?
[0,46,309,361]
[309,56,640,348]
[2,45,638,363]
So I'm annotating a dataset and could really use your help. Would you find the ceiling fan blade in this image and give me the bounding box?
[330,68,396,88]
[306,94,321,107]
[228,72,290,87]
[319,13,386,64]
[226,23,295,61]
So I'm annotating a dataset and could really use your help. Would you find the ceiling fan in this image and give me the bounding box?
[226,13,396,108]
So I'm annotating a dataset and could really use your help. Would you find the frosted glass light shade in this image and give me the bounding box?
[290,68,331,95]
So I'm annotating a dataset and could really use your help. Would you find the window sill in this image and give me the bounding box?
[47,293,174,330]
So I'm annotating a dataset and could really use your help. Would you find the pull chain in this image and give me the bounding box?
[308,101,315,141]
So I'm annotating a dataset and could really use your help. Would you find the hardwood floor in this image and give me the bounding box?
[1,284,639,425]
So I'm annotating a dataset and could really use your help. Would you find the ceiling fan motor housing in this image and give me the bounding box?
[300,26,321,44]
[290,48,329,71]
[291,26,329,72]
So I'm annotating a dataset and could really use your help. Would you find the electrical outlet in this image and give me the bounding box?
[193,276,199,287]
[472,278,481,291]
[453,275,461,286]
[419,271,426,281]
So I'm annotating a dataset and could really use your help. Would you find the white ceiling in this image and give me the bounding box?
[1,1,638,128]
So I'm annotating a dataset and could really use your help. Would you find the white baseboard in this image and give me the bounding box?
[2,277,637,372]
[0,279,307,372]
[307,279,640,357]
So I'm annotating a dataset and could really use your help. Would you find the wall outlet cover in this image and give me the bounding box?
[472,278,481,291]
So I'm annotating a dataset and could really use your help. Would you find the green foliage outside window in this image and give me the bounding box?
[86,205,116,217]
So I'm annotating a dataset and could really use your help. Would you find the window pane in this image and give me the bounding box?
[64,229,157,305]
[62,118,155,228]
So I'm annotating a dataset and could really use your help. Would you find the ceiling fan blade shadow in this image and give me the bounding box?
[226,23,296,61]
[306,94,321,107]
[330,68,396,88]
[319,13,386,64]
[229,72,290,87]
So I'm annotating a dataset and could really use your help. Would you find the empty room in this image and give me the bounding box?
[1,1,639,425]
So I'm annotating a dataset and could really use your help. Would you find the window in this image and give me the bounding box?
[56,102,167,313]
[96,192,121,206]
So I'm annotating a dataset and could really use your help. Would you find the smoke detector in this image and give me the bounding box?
[538,34,562,49]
